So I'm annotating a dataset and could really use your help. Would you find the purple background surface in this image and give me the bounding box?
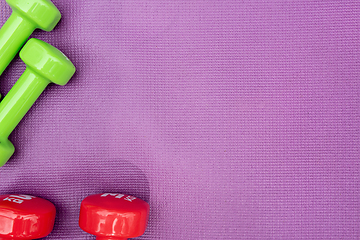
[0,0,359,239]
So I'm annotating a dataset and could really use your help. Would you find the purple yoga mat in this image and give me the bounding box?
[0,0,359,239]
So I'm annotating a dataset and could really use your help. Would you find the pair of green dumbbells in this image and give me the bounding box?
[0,0,75,166]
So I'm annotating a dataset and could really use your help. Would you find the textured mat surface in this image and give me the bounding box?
[0,0,359,239]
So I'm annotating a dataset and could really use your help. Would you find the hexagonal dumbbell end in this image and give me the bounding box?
[0,38,75,167]
[0,0,61,76]
[0,194,56,239]
[79,193,150,240]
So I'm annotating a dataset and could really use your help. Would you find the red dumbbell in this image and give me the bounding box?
[0,194,56,239]
[79,193,150,240]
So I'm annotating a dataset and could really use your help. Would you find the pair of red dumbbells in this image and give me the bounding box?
[0,193,150,239]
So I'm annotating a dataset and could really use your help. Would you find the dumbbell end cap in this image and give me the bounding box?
[96,237,127,240]
[6,0,61,31]
[0,194,56,239]
[0,139,15,167]
[79,193,150,239]
[20,38,76,85]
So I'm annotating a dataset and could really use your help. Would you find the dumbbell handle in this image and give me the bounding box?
[0,12,35,75]
[0,68,48,139]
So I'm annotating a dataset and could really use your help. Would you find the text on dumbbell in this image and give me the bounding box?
[2,195,36,204]
[124,196,137,202]
[101,193,125,199]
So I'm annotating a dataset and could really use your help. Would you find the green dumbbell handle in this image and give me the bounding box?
[0,68,48,138]
[0,68,47,163]
[0,13,35,75]
[0,38,75,167]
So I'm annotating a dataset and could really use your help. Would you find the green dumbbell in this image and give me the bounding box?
[0,38,75,166]
[0,0,61,76]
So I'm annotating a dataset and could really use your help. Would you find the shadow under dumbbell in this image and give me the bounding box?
[0,156,150,239]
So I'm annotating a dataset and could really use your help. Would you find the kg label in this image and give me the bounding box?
[3,195,36,204]
[101,193,125,199]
